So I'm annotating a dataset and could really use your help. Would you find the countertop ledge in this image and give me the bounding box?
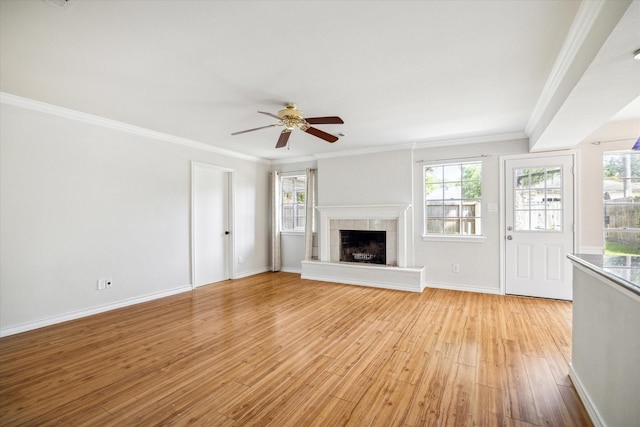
[567,253,640,297]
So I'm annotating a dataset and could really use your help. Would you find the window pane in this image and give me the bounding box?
[427,219,443,234]
[426,202,444,217]
[515,190,530,209]
[425,184,444,200]
[546,210,562,231]
[443,164,461,182]
[462,218,480,235]
[544,189,562,209]
[515,211,530,231]
[444,182,461,199]
[462,201,480,217]
[444,203,460,217]
[530,210,546,230]
[425,165,443,182]
[444,219,460,234]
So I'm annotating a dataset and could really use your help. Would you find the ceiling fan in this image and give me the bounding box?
[231,104,344,149]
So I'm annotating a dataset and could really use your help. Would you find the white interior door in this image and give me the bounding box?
[192,163,230,287]
[504,154,575,300]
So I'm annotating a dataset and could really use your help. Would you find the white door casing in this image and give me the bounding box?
[191,162,233,288]
[503,154,575,300]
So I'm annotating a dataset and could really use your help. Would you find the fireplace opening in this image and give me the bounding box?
[340,230,386,265]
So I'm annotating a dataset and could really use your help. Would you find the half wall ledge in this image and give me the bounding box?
[300,260,425,292]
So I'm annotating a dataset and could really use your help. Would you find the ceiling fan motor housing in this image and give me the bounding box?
[278,105,306,130]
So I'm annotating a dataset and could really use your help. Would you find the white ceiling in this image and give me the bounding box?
[1,0,638,161]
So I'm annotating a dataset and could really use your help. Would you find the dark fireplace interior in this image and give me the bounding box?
[340,230,386,265]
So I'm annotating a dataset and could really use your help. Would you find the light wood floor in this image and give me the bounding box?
[1,272,592,426]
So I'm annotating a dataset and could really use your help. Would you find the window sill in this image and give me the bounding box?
[281,230,305,236]
[421,235,486,243]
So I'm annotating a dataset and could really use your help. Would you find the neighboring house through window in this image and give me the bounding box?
[424,162,482,236]
[281,175,306,232]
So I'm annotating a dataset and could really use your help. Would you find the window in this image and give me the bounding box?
[513,167,563,231]
[603,152,640,255]
[281,175,306,231]
[424,162,482,236]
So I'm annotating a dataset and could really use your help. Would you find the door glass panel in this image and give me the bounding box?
[513,166,563,231]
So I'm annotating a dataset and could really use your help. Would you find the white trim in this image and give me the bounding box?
[233,267,270,279]
[313,143,415,160]
[0,92,267,164]
[424,281,502,295]
[525,0,606,137]
[280,267,302,274]
[421,235,486,243]
[413,132,528,150]
[0,285,192,338]
[568,363,604,427]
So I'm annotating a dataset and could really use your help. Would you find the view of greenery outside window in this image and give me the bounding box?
[603,152,640,255]
[281,175,306,231]
[424,162,482,235]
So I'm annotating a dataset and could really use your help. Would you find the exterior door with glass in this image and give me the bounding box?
[504,154,575,300]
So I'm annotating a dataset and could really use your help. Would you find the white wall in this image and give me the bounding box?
[0,103,270,335]
[318,149,413,206]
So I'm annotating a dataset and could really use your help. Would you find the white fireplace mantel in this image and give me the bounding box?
[316,204,411,268]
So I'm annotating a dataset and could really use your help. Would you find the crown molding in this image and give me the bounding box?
[0,92,268,164]
[312,142,416,160]
[412,131,528,150]
[525,0,606,137]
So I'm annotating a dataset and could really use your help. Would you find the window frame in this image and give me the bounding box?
[422,161,484,241]
[603,150,640,254]
[280,174,307,233]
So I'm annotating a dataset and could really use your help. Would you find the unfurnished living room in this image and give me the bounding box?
[1,1,639,426]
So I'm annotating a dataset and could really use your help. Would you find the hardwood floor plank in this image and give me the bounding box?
[0,272,589,426]
[523,355,574,426]
[439,362,475,427]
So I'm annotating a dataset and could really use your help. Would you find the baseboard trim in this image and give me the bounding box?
[280,267,302,274]
[568,363,604,427]
[425,281,502,295]
[0,285,192,338]
[233,266,270,279]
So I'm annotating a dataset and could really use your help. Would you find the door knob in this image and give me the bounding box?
[507,235,512,240]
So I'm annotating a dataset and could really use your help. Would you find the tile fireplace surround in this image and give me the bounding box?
[301,205,425,292]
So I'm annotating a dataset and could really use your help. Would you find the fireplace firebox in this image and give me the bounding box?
[340,230,386,265]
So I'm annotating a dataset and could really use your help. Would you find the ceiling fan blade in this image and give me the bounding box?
[231,124,278,135]
[276,130,292,148]
[304,126,339,143]
[304,116,344,125]
[258,111,281,120]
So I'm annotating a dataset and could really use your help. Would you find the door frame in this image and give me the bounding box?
[499,151,579,296]
[190,161,235,289]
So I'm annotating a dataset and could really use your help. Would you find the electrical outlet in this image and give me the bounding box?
[105,279,113,289]
[97,279,106,290]
[452,264,460,273]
